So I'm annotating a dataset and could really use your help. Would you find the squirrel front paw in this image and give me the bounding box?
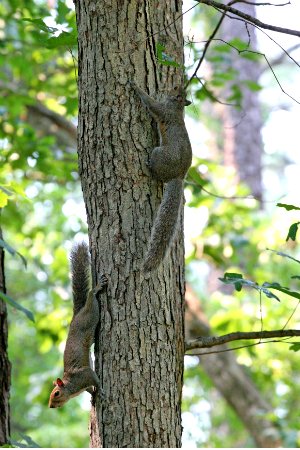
[94,275,108,296]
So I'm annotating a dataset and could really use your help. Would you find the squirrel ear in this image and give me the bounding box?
[56,378,64,387]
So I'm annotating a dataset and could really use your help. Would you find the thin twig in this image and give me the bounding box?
[186,179,285,203]
[282,300,300,330]
[186,35,300,105]
[263,43,300,72]
[184,3,228,88]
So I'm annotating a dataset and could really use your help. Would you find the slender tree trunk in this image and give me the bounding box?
[74,1,186,447]
[201,7,279,446]
[0,226,11,445]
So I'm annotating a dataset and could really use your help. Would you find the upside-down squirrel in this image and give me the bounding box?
[48,242,107,408]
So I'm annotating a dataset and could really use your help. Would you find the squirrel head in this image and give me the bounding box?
[166,86,191,109]
[48,378,70,408]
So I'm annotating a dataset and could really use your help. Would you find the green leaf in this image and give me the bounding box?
[260,287,281,302]
[262,282,300,301]
[187,166,205,186]
[219,273,246,292]
[244,80,262,92]
[228,37,248,51]
[286,223,300,242]
[22,18,57,34]
[0,186,14,196]
[289,343,300,352]
[156,42,181,68]
[45,31,77,49]
[57,0,72,24]
[219,274,282,301]
[156,42,165,57]
[0,238,27,268]
[227,84,242,104]
[0,184,28,206]
[240,51,262,62]
[0,190,9,207]
[277,202,300,211]
[195,85,216,102]
[213,43,231,53]
[0,291,34,322]
[224,272,244,280]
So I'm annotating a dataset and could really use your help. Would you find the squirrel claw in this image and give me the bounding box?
[94,275,108,295]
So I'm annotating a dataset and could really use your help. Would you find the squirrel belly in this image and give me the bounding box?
[143,178,183,272]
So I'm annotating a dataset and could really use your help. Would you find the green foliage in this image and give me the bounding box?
[10,433,40,448]
[0,0,91,447]
[0,238,27,268]
[0,291,34,322]
[183,12,300,441]
[243,80,262,92]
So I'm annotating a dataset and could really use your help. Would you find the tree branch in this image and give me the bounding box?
[0,79,77,148]
[186,329,300,351]
[195,0,300,37]
[236,1,290,5]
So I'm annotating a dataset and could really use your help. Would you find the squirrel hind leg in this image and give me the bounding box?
[149,147,174,182]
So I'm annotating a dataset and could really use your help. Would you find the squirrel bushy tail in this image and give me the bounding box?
[143,178,183,272]
[70,242,91,315]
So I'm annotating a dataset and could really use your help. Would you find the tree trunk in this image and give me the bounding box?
[74,1,186,447]
[0,226,11,445]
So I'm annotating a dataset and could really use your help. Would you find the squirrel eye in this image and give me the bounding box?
[54,391,60,397]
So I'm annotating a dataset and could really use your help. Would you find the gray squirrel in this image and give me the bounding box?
[131,82,192,271]
[48,242,107,408]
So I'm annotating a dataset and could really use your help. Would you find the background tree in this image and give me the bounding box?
[0,226,11,446]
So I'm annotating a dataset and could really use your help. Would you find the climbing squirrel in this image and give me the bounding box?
[131,82,192,271]
[48,242,107,408]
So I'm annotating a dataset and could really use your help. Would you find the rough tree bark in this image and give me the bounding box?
[0,225,11,445]
[74,1,186,447]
